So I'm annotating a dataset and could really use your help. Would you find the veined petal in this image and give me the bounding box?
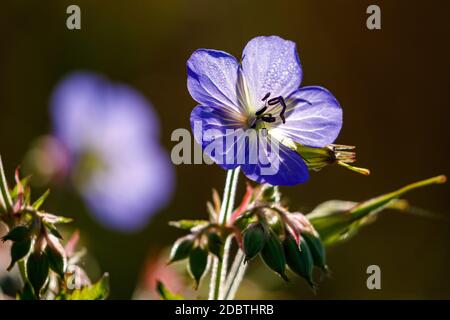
[190,105,242,169]
[187,49,245,118]
[271,86,342,148]
[241,135,309,186]
[241,36,302,111]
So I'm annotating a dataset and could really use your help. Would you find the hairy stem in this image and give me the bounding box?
[208,168,240,300]
[222,249,247,300]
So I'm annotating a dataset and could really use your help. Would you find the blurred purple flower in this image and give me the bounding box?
[50,72,174,232]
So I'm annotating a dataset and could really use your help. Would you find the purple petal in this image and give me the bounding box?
[190,105,242,170]
[187,49,245,117]
[241,36,302,110]
[271,86,343,148]
[241,136,309,186]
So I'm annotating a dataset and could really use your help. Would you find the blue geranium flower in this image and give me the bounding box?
[50,72,174,232]
[188,36,342,186]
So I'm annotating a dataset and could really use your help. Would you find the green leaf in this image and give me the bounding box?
[26,251,49,296]
[243,223,266,262]
[308,175,447,246]
[43,221,63,239]
[260,229,288,281]
[1,225,30,242]
[10,176,31,200]
[7,239,31,271]
[65,273,110,300]
[168,235,194,264]
[302,232,327,272]
[45,245,65,278]
[156,280,183,300]
[39,212,73,224]
[169,219,209,231]
[188,247,208,290]
[32,189,50,210]
[284,235,315,288]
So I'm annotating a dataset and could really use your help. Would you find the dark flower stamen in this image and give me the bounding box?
[261,115,276,123]
[266,96,288,124]
[261,92,271,101]
[255,106,268,116]
[279,98,287,124]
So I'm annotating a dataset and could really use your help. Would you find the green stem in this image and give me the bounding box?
[0,156,13,214]
[222,249,247,300]
[208,168,240,300]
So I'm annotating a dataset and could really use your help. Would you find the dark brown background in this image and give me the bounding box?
[1,0,449,299]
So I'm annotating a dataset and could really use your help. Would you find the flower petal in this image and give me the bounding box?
[241,136,309,186]
[190,105,242,169]
[241,36,302,111]
[187,49,244,117]
[271,86,342,148]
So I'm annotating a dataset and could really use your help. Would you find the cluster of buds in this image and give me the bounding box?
[168,220,228,289]
[231,185,327,288]
[0,157,108,300]
[169,183,328,291]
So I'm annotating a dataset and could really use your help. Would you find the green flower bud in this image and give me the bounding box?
[302,232,327,272]
[261,185,281,203]
[261,229,288,281]
[1,225,30,242]
[284,235,315,288]
[243,223,266,262]
[26,251,49,296]
[207,232,223,259]
[188,246,209,290]
[168,235,194,264]
[44,234,66,278]
[7,238,31,271]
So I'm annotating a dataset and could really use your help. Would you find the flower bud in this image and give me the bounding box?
[206,232,223,259]
[26,251,49,297]
[242,223,266,262]
[302,232,327,272]
[261,185,281,203]
[168,235,194,264]
[283,235,315,288]
[188,246,208,290]
[44,233,67,278]
[1,225,30,242]
[261,229,288,281]
[7,238,31,271]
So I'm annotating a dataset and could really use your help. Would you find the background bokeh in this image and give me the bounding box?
[1,0,449,299]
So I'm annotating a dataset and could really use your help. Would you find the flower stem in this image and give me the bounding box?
[209,168,240,300]
[222,249,247,300]
[0,156,13,214]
